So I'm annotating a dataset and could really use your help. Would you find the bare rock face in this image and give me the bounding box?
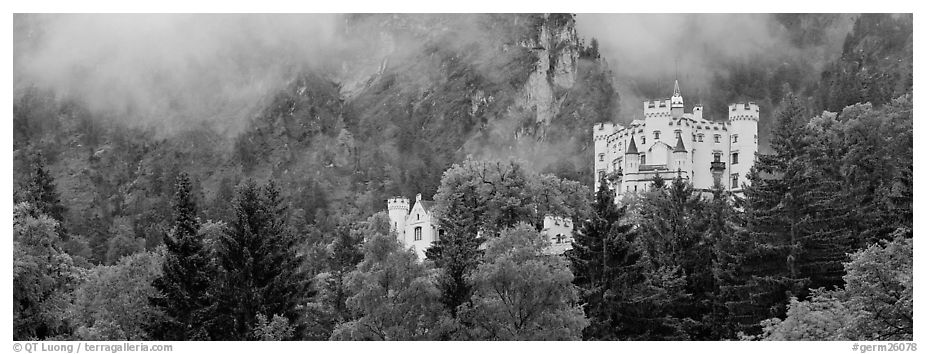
[516,14,579,124]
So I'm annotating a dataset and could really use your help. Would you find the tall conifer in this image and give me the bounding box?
[150,172,217,340]
[566,178,645,339]
[214,180,310,340]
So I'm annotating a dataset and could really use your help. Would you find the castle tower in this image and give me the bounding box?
[672,135,687,173]
[728,102,759,190]
[670,80,684,119]
[625,135,640,173]
[387,196,410,242]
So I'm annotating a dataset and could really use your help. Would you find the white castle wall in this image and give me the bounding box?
[593,81,758,200]
[387,195,576,259]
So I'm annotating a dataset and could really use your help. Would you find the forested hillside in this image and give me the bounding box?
[12,13,912,341]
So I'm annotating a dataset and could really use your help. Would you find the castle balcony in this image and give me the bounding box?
[710,161,726,172]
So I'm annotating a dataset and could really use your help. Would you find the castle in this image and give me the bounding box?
[593,80,758,199]
[387,193,574,259]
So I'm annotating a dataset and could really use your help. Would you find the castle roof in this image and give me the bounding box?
[673,135,687,153]
[416,200,435,214]
[626,136,639,154]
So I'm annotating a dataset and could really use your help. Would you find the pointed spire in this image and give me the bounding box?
[670,79,684,109]
[673,135,687,153]
[626,136,639,155]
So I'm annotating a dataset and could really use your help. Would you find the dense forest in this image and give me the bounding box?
[12,13,912,341]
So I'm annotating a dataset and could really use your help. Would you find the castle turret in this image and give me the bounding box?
[670,80,684,119]
[672,135,687,173]
[728,102,759,190]
[387,197,410,242]
[625,136,640,174]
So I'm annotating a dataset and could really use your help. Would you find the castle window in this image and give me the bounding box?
[732,152,739,165]
[599,153,604,162]
[714,153,722,162]
[732,134,738,143]
[641,136,646,144]
[556,234,563,244]
[414,227,422,241]
[675,130,682,139]
[654,131,661,140]
[697,134,703,142]
[417,213,420,221]
[714,134,721,143]
[641,154,646,165]
[437,229,445,241]
[598,170,605,181]
[732,174,740,189]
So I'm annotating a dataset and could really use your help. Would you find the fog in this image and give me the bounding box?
[14,14,851,137]
[575,13,850,121]
[14,14,343,135]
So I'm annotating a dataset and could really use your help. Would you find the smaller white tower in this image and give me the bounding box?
[625,136,640,172]
[672,135,687,173]
[387,196,410,242]
[728,102,759,189]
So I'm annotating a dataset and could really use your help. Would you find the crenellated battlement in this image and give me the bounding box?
[387,197,410,212]
[643,99,672,117]
[592,79,758,200]
[594,122,615,141]
[728,102,760,121]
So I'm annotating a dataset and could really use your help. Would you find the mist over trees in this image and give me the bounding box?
[12,13,912,341]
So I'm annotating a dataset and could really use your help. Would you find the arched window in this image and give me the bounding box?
[414,227,422,241]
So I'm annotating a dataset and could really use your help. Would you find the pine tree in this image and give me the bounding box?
[213,180,310,340]
[17,150,66,224]
[699,182,744,340]
[149,172,217,340]
[725,94,856,334]
[566,178,649,340]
